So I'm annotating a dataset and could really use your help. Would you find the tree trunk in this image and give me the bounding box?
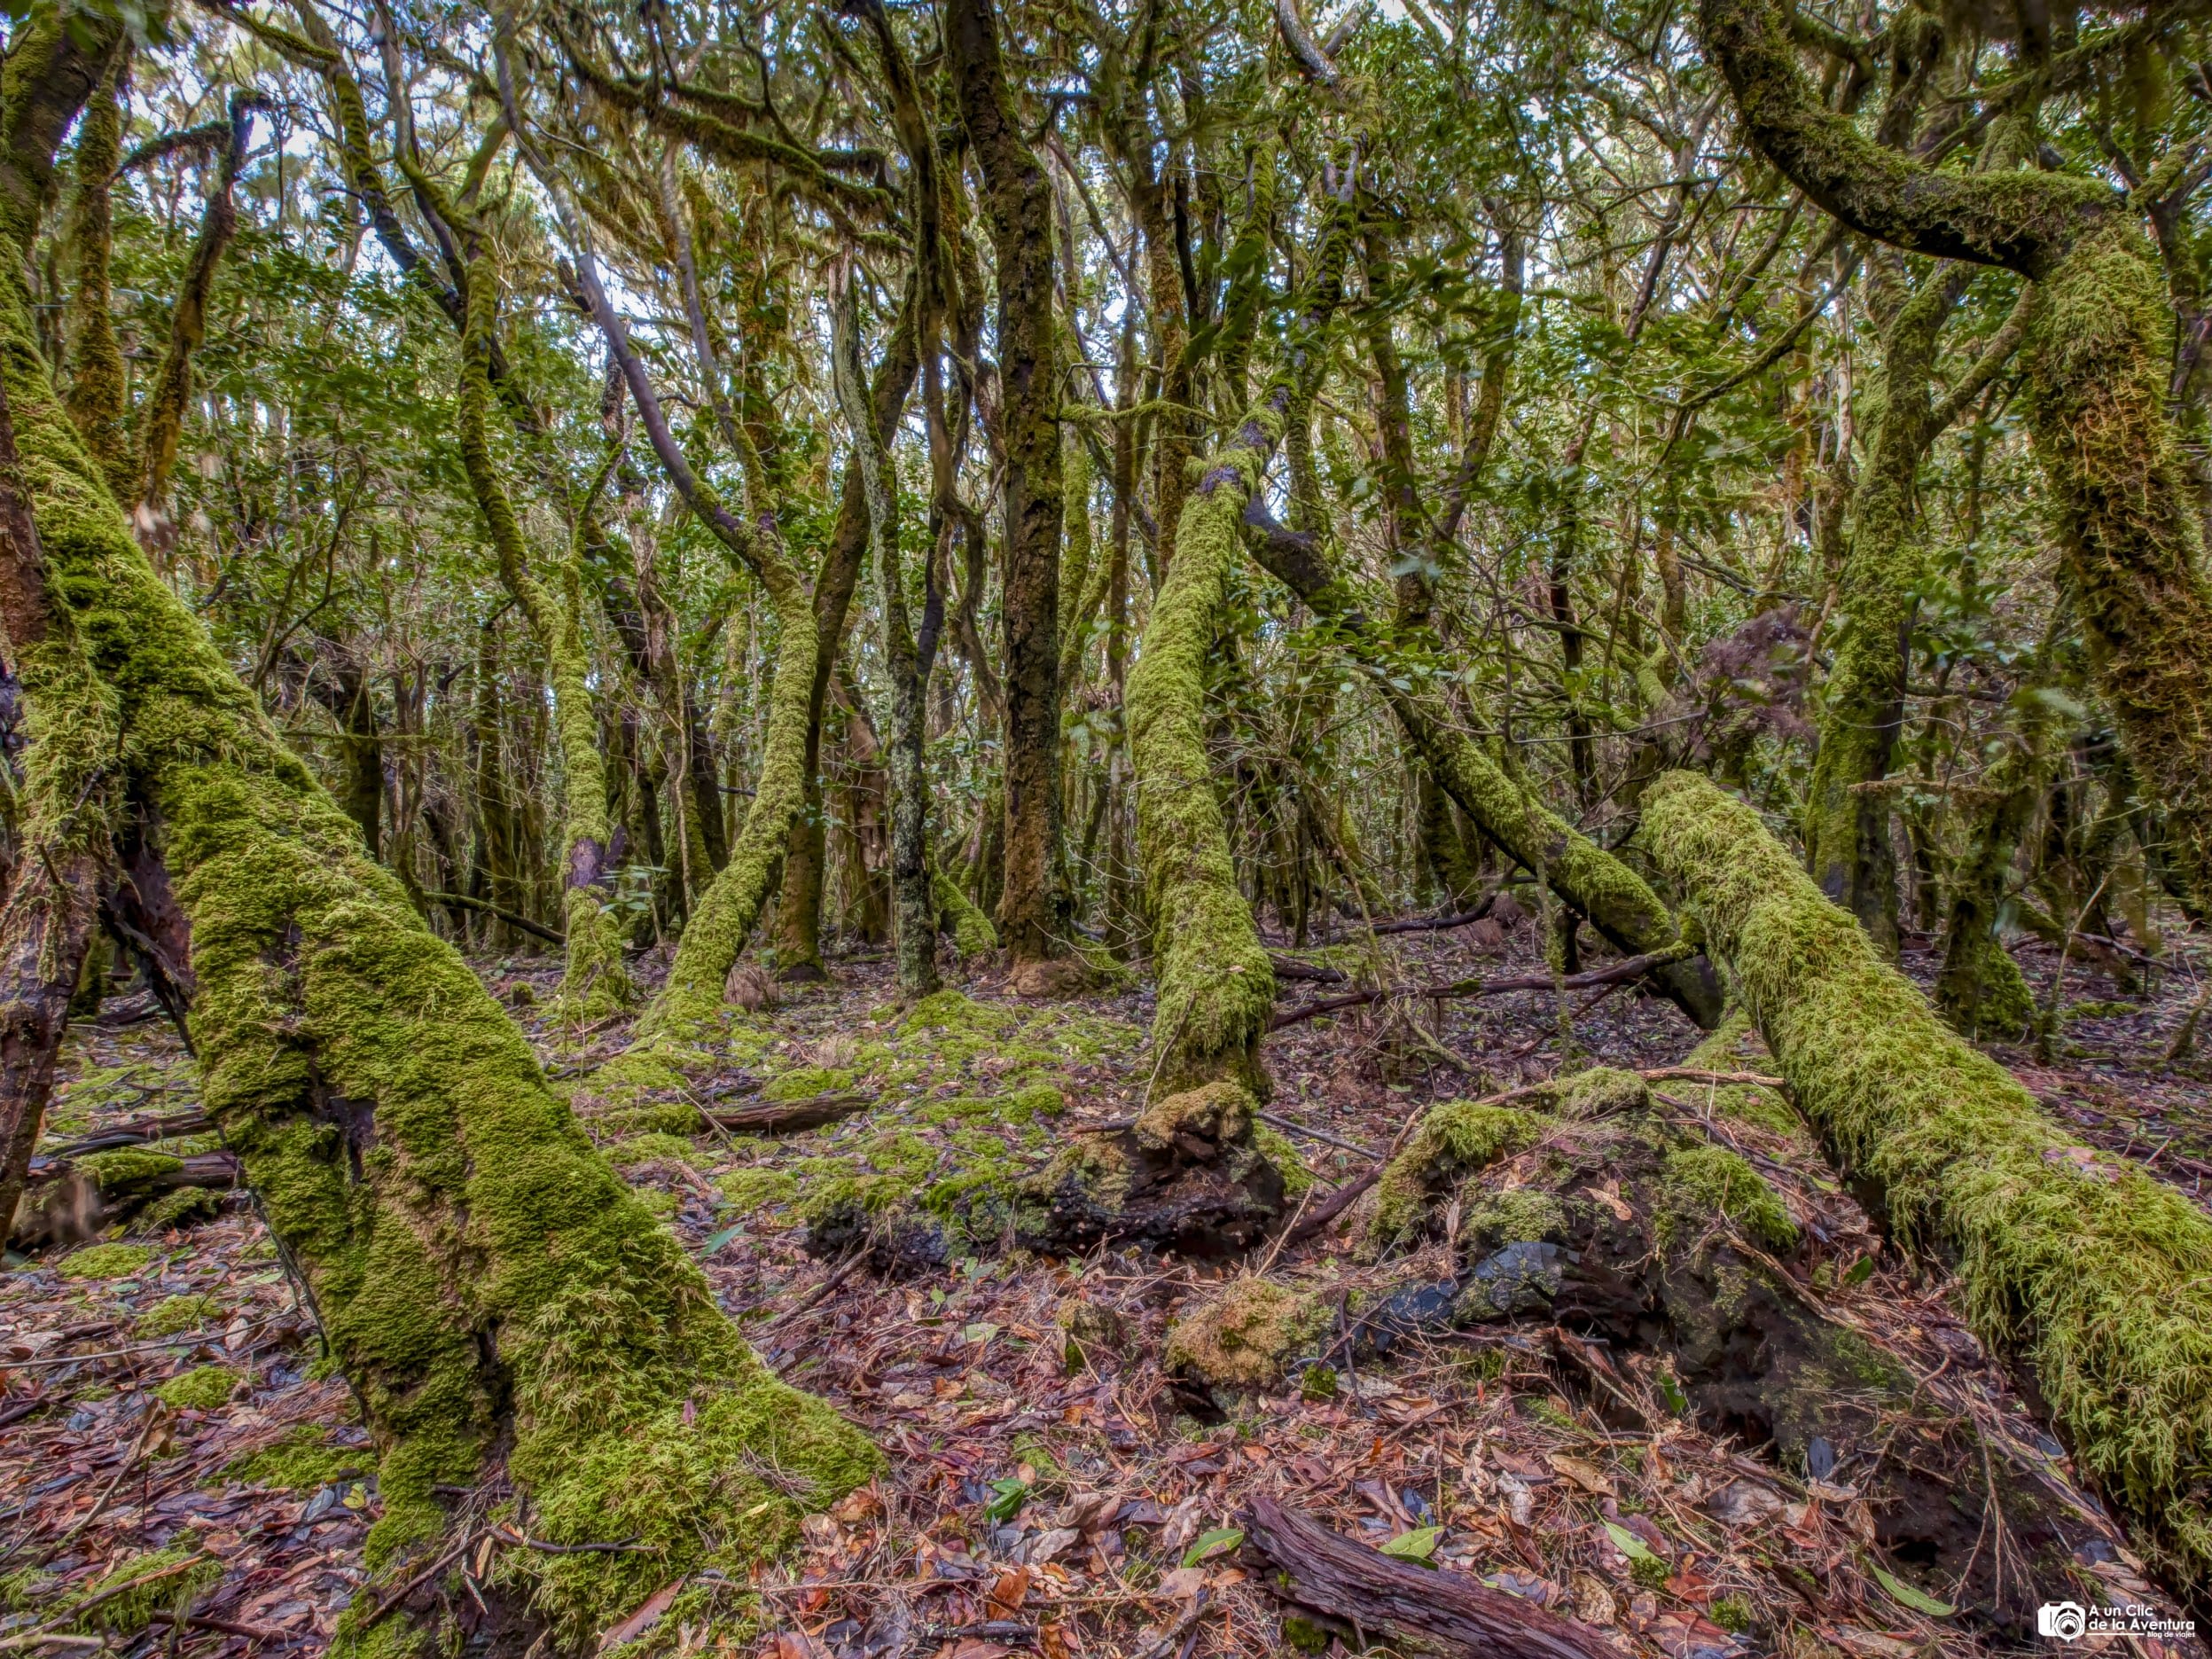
[0,201,879,1651]
[946,0,1069,981]
[1694,0,2212,925]
[1642,770,2212,1591]
[457,252,630,1018]
[1127,179,1356,1097]
[59,42,131,504]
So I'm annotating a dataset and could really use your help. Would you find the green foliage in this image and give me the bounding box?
[226,1426,372,1491]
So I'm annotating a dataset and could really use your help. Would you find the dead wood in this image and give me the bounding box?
[1239,1493,1618,1659]
[697,1090,871,1133]
[1270,946,1691,1029]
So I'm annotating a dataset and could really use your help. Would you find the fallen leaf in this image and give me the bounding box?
[598,1577,685,1653]
[1378,1526,1440,1563]
[1028,1528,1082,1564]
[1867,1561,1954,1618]
[1180,1526,1243,1568]
[1705,1480,1784,1528]
[986,1566,1031,1618]
[1154,1566,1208,1600]
[1583,1183,1634,1222]
[1547,1453,1615,1496]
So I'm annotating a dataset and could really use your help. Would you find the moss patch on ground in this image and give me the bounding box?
[56,1241,152,1280]
[137,1294,220,1337]
[156,1365,241,1412]
[225,1426,372,1491]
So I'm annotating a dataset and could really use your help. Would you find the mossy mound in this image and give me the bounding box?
[137,1293,220,1338]
[717,1168,797,1216]
[606,1131,710,1169]
[78,1147,184,1191]
[1368,1099,1539,1251]
[1659,1145,1800,1254]
[156,1365,241,1412]
[1165,1278,1325,1391]
[1251,1124,1316,1197]
[56,1241,152,1279]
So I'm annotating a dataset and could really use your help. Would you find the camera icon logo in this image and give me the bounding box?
[2038,1602,2088,1641]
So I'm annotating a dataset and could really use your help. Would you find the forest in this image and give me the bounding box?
[0,0,2209,1653]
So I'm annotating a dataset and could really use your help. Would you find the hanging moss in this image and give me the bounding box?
[1643,771,2212,1585]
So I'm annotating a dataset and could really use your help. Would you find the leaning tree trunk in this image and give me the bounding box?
[0,372,112,1251]
[1695,0,2212,925]
[1641,771,2212,1592]
[59,40,131,504]
[0,206,877,1653]
[457,253,631,1020]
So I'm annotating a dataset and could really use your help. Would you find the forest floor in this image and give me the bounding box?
[2,907,2207,1659]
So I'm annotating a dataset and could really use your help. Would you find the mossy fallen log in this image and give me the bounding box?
[1641,771,2212,1592]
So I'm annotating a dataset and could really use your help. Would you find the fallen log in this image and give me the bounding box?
[12,1149,239,1248]
[1270,946,1692,1029]
[40,1110,212,1158]
[1239,1493,1617,1659]
[1267,954,1346,984]
[698,1090,871,1134]
[1370,892,1500,935]
[1642,771,2212,1594]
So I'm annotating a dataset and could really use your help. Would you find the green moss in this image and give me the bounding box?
[1124,425,1278,1096]
[156,1365,241,1412]
[934,870,998,959]
[137,1294,220,1338]
[1164,1278,1325,1390]
[718,1168,797,1216]
[1252,1124,1316,1197]
[1005,1083,1065,1122]
[1464,1188,1571,1248]
[606,1132,708,1169]
[227,1426,372,1491]
[67,1546,220,1637]
[135,1187,223,1233]
[1369,1101,1539,1249]
[1659,1145,1800,1254]
[0,241,878,1647]
[57,1241,152,1279]
[762,1066,854,1101]
[458,251,633,1021]
[1548,1067,1649,1118]
[1645,771,2212,1582]
[78,1146,184,1192]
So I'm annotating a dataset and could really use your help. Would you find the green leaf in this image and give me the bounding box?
[1603,1520,1660,1564]
[985,1477,1031,1522]
[961,1321,1001,1344]
[1181,1527,1244,1568]
[703,1225,742,1255]
[1842,1254,1874,1287]
[1378,1526,1441,1562]
[1869,1562,1954,1618]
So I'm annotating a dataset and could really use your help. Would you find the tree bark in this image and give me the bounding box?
[945,0,1069,977]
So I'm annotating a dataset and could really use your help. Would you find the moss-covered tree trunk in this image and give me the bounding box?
[1801,268,1960,953]
[1641,771,2212,1591]
[946,0,1070,985]
[133,91,251,524]
[1695,0,2212,925]
[457,254,630,1020]
[0,203,879,1653]
[1128,183,1356,1096]
[59,42,130,504]
[0,370,112,1252]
